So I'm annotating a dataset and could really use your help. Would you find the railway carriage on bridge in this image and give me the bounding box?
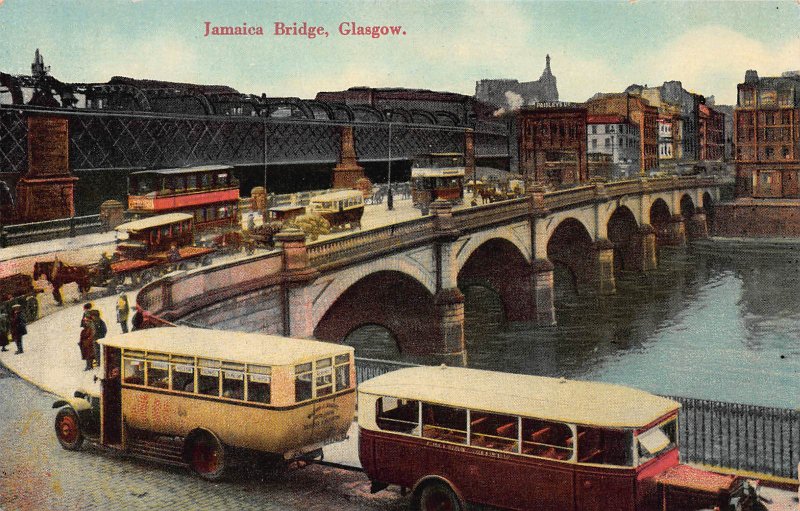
[52,327,356,480]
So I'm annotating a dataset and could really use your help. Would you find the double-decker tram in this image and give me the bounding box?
[410,153,466,208]
[53,328,355,480]
[127,164,240,230]
[358,366,761,511]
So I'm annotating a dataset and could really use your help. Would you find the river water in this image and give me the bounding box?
[346,244,800,409]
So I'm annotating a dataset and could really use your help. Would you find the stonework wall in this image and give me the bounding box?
[714,202,800,237]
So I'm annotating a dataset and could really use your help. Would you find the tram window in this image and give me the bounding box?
[247,364,271,404]
[376,397,420,435]
[638,419,677,465]
[422,403,467,444]
[470,412,518,452]
[146,360,169,389]
[334,354,350,392]
[198,359,221,396]
[521,418,573,460]
[577,426,633,466]
[200,173,211,188]
[171,361,195,392]
[187,175,197,190]
[316,358,333,397]
[295,362,313,402]
[123,358,144,385]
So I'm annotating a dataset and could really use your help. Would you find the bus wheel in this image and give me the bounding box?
[187,433,226,481]
[414,481,462,511]
[55,408,84,451]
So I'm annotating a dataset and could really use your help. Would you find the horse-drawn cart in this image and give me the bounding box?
[34,213,216,303]
[0,273,42,321]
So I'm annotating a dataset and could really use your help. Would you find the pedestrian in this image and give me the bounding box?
[10,304,27,355]
[90,309,107,368]
[80,302,93,327]
[79,313,95,371]
[0,306,10,352]
[116,294,130,333]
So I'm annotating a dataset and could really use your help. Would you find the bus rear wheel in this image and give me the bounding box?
[55,407,84,451]
[187,433,226,481]
[414,481,463,511]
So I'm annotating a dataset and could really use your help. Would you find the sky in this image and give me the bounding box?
[0,0,798,105]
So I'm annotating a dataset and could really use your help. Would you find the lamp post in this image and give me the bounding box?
[386,116,394,211]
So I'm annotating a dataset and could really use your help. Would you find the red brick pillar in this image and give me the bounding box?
[532,259,556,326]
[332,126,365,189]
[464,128,476,180]
[594,239,616,295]
[687,208,709,240]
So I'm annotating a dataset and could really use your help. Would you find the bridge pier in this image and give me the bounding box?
[331,125,365,189]
[532,259,556,326]
[633,224,658,272]
[594,239,616,295]
[434,288,467,364]
[276,228,320,337]
[661,214,687,246]
[687,208,709,240]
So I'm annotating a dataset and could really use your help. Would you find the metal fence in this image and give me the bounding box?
[0,214,106,247]
[354,357,800,480]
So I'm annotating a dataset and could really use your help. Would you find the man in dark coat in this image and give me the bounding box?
[10,304,27,354]
[0,307,10,351]
[79,316,95,371]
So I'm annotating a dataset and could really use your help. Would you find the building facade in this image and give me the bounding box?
[586,115,640,179]
[585,93,659,176]
[517,104,588,187]
[699,104,725,162]
[734,70,800,198]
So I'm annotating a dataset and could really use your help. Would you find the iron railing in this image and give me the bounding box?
[0,213,106,247]
[354,357,800,480]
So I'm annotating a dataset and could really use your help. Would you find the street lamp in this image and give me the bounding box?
[386,115,394,211]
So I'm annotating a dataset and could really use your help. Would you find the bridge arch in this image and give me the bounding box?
[455,228,532,272]
[649,198,672,245]
[458,237,533,321]
[313,270,436,354]
[607,206,639,273]
[680,194,696,221]
[547,218,595,294]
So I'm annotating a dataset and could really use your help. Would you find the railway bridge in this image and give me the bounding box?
[137,177,720,360]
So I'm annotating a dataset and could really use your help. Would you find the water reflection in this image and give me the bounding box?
[345,246,800,408]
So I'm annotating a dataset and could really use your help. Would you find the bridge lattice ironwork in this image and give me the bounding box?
[0,105,509,174]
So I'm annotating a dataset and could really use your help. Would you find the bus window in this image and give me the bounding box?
[200,172,210,188]
[295,362,313,402]
[247,364,271,404]
[521,418,573,460]
[187,175,197,190]
[577,426,633,466]
[334,354,350,392]
[146,353,169,389]
[637,419,676,465]
[470,412,518,452]
[422,403,467,444]
[376,397,420,435]
[316,358,333,397]
[222,362,245,400]
[123,356,144,385]
[198,359,221,396]
[171,355,195,392]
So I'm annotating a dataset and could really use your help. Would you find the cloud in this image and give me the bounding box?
[637,25,800,104]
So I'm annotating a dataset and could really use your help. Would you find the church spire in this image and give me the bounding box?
[545,54,551,74]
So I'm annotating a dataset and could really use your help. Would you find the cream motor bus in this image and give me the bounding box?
[358,366,761,511]
[53,327,355,480]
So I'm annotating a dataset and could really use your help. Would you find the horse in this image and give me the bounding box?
[33,260,92,305]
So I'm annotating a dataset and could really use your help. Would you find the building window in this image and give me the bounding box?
[592,125,597,134]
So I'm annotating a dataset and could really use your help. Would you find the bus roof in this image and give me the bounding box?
[411,168,466,178]
[130,165,234,176]
[116,213,193,232]
[358,366,680,428]
[309,190,363,202]
[100,327,354,366]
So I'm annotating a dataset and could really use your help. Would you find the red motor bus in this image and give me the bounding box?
[127,165,240,230]
[358,366,761,511]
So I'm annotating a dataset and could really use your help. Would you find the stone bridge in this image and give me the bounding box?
[137,176,720,361]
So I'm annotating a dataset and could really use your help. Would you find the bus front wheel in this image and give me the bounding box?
[414,481,463,511]
[186,432,226,481]
[55,407,84,451]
